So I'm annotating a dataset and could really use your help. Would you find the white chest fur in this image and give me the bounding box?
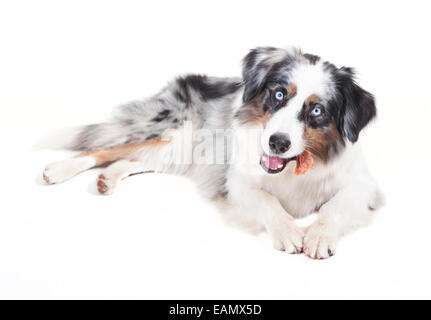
[259,161,341,218]
[226,140,368,219]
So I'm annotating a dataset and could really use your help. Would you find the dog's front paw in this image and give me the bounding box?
[303,221,337,259]
[268,217,304,254]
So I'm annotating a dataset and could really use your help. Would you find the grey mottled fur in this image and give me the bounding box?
[71,75,242,151]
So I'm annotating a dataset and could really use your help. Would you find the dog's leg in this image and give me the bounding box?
[96,160,147,195]
[219,188,304,254]
[43,139,170,184]
[259,193,304,253]
[303,184,376,259]
[43,156,97,184]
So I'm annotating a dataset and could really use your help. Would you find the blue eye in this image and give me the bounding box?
[311,106,322,116]
[274,91,284,101]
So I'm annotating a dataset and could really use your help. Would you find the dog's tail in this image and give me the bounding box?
[33,121,142,151]
[34,120,155,151]
[34,75,243,152]
[33,97,178,152]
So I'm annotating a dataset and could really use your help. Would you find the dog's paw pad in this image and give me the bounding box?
[97,174,108,194]
[97,174,116,195]
[43,171,51,184]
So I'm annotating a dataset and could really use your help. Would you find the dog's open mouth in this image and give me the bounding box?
[260,154,296,174]
[260,150,315,175]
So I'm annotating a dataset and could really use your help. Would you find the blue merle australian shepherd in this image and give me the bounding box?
[42,47,384,259]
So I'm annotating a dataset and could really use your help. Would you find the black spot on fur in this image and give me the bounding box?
[175,78,191,104]
[146,133,159,140]
[180,75,242,101]
[152,110,171,122]
[303,53,320,65]
[175,75,242,106]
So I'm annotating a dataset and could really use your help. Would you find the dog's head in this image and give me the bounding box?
[236,47,376,174]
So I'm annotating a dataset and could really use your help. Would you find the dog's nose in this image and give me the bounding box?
[269,133,291,154]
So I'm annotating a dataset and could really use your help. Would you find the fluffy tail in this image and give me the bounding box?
[34,74,243,152]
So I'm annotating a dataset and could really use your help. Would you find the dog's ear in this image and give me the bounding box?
[335,67,377,143]
[242,47,288,103]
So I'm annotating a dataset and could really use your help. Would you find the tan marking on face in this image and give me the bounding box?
[306,94,321,105]
[303,124,342,162]
[77,138,171,166]
[253,113,271,126]
[287,83,297,98]
[236,93,272,126]
[237,84,296,127]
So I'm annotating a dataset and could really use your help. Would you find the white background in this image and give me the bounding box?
[1,0,430,299]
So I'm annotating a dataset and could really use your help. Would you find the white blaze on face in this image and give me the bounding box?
[261,96,304,157]
[261,62,333,158]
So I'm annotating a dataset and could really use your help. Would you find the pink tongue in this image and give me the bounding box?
[267,156,283,170]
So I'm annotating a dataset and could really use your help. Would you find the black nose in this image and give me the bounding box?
[269,133,291,154]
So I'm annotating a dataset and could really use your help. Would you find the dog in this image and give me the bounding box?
[42,47,384,259]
